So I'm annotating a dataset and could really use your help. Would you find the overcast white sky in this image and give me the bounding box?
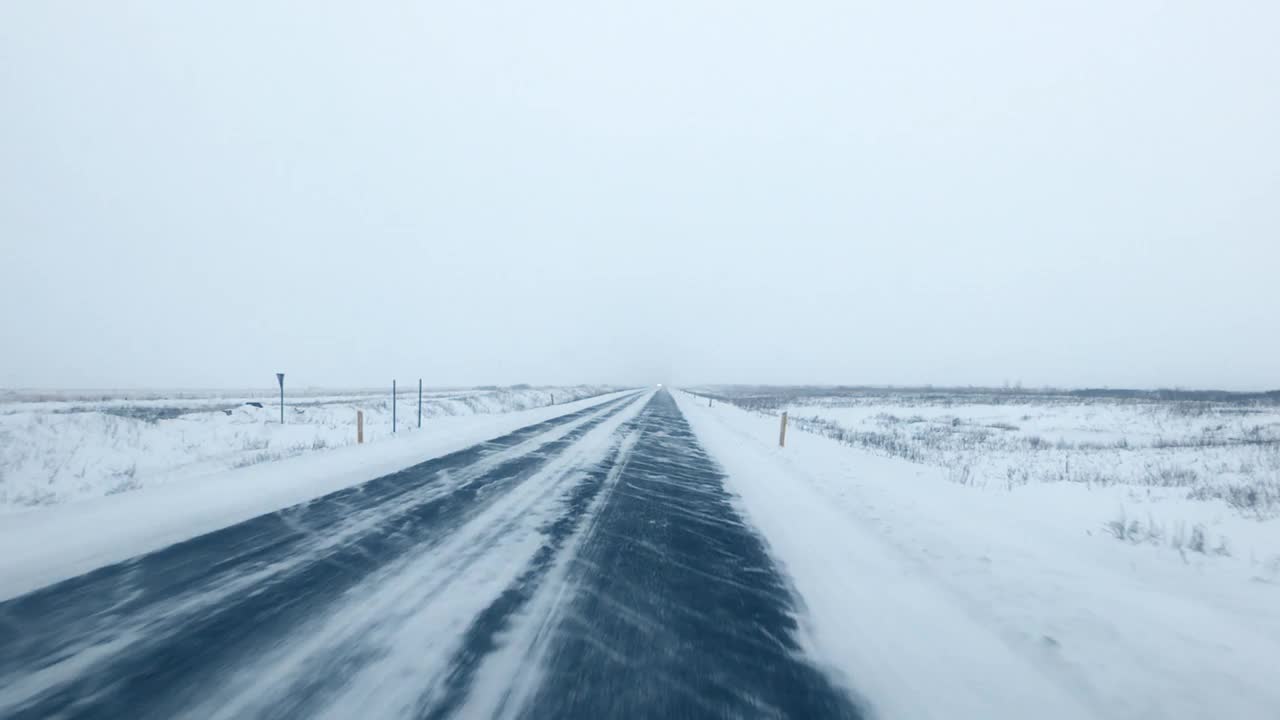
[2,1,1277,390]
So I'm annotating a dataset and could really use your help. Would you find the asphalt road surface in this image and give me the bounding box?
[0,390,862,719]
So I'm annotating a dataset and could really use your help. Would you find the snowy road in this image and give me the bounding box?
[0,390,861,719]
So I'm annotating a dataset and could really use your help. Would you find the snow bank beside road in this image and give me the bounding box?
[0,385,617,511]
[674,391,1280,720]
[0,390,635,601]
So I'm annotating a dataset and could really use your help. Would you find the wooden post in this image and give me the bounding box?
[357,410,364,444]
[277,373,285,424]
[779,411,788,448]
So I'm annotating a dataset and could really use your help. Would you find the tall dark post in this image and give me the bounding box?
[392,380,397,434]
[276,373,285,424]
[418,379,423,428]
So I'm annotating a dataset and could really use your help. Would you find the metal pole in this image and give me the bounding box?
[418,378,423,429]
[276,373,285,424]
[779,411,788,448]
[392,380,397,434]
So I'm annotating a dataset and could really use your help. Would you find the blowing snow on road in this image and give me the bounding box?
[0,390,863,719]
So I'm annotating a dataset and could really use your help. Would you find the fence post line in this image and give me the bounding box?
[357,410,364,444]
[779,411,788,448]
[418,378,423,429]
[392,380,397,434]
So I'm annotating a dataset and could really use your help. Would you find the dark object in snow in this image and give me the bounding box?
[244,402,263,408]
[223,409,232,416]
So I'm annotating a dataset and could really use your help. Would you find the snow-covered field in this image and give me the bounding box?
[0,385,618,511]
[703,387,1280,558]
[679,387,1280,718]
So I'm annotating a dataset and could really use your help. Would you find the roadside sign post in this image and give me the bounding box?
[276,373,285,424]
